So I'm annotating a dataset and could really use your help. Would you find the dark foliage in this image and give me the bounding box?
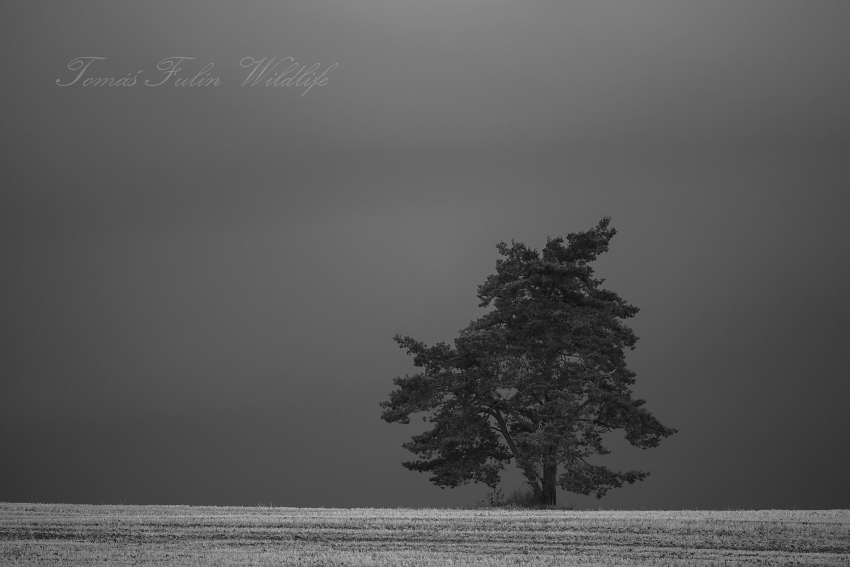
[381,218,676,504]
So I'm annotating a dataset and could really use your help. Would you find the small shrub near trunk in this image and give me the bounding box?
[478,486,553,509]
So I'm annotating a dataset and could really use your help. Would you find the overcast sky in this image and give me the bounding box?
[2,1,849,509]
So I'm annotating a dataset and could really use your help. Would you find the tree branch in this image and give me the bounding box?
[490,408,519,460]
[491,407,541,484]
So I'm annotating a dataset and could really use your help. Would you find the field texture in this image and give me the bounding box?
[1,503,848,566]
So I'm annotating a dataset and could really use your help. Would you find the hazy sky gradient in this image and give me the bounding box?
[2,1,849,509]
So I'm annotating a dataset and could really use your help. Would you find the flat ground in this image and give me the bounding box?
[1,503,848,566]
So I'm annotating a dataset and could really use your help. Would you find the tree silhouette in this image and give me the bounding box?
[381,217,676,506]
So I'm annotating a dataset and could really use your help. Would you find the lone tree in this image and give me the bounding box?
[380,218,675,506]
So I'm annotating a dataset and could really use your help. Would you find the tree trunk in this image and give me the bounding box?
[540,462,557,506]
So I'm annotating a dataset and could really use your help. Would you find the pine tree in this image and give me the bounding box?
[381,217,676,505]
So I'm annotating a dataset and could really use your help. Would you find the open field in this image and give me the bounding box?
[1,503,848,566]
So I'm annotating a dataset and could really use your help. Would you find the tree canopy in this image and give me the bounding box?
[380,217,676,506]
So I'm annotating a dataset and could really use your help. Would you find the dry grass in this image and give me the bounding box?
[1,503,848,566]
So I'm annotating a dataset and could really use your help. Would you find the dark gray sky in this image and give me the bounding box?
[2,1,849,509]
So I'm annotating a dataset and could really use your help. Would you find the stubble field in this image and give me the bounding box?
[1,503,848,566]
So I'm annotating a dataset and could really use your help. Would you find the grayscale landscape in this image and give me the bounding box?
[3,3,850,566]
